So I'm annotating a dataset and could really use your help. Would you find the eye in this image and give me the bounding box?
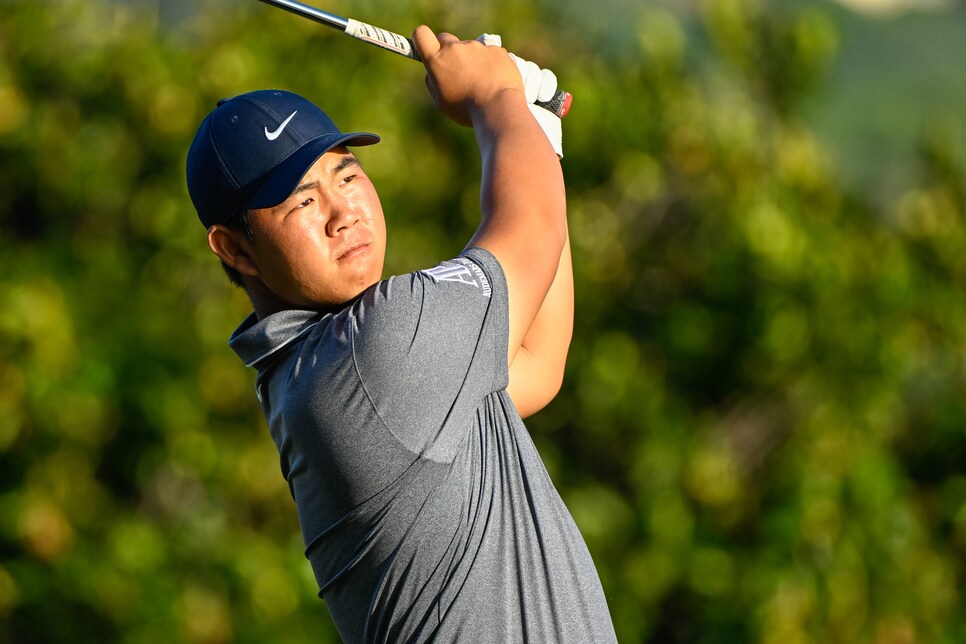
[291,197,313,211]
[340,174,356,185]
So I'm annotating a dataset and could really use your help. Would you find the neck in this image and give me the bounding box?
[249,293,286,322]
[244,278,365,320]
[243,277,293,320]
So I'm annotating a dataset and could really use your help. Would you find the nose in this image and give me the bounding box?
[325,194,361,237]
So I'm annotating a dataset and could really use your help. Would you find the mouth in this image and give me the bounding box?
[338,242,370,261]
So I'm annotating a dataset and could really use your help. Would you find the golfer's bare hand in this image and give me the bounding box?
[412,25,525,127]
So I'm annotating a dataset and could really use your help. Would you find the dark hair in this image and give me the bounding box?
[221,210,255,288]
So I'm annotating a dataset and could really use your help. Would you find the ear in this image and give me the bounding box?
[207,224,259,277]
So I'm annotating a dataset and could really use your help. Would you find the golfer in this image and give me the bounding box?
[186,26,616,642]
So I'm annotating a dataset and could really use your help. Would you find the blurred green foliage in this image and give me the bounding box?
[1,0,965,642]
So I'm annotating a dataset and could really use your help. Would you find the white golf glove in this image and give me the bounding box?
[477,33,563,158]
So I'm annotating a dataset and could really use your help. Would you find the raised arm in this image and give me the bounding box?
[412,26,567,372]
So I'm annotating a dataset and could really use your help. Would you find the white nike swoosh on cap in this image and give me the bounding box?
[264,111,297,141]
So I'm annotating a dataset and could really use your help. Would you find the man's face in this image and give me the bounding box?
[242,147,387,310]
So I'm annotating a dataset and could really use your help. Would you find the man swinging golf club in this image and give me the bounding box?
[185,25,616,642]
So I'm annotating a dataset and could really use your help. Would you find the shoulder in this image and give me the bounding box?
[417,250,502,299]
[458,247,506,294]
[352,249,505,324]
[347,250,508,363]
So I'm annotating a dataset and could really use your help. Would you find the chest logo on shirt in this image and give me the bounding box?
[421,260,491,298]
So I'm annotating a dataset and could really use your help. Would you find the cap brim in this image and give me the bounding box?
[242,131,380,211]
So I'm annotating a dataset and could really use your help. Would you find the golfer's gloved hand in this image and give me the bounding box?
[477,34,563,158]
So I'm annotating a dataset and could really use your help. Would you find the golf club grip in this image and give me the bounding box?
[344,19,573,119]
[535,90,573,120]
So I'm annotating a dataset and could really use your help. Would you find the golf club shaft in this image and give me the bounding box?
[255,0,572,118]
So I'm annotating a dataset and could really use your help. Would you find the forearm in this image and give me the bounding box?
[508,233,573,417]
[470,90,566,239]
[519,232,573,370]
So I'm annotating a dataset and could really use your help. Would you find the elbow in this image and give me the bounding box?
[540,378,564,415]
[517,377,564,419]
[544,366,565,404]
[516,364,567,419]
[508,348,570,418]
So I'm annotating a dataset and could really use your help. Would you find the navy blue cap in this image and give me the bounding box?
[186,89,380,228]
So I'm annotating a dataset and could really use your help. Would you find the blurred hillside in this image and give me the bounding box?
[802,0,966,203]
[550,0,966,202]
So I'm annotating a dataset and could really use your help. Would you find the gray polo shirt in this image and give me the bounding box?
[229,247,616,643]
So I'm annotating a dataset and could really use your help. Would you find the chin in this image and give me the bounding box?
[323,280,380,310]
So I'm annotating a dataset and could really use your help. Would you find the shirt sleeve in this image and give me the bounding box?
[347,247,510,461]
